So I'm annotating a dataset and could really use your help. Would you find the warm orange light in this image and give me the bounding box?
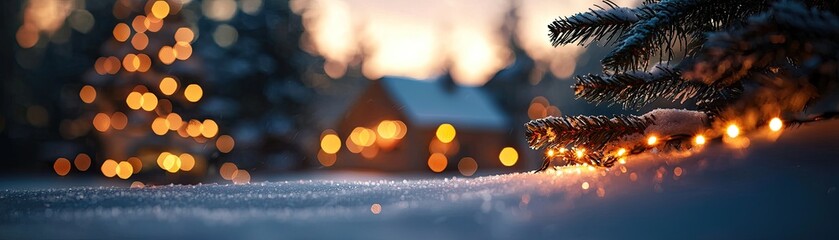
[674,167,684,177]
[16,24,38,48]
[546,149,555,157]
[116,161,133,179]
[393,121,407,139]
[113,23,131,42]
[527,102,547,120]
[457,157,478,176]
[370,203,382,214]
[345,137,362,153]
[220,163,238,180]
[155,78,177,96]
[186,120,202,137]
[144,16,164,32]
[647,136,658,145]
[156,152,171,169]
[162,154,180,173]
[174,42,192,60]
[694,135,706,145]
[127,157,142,174]
[184,84,203,102]
[350,127,376,147]
[179,153,195,171]
[132,15,148,33]
[321,132,341,154]
[575,148,585,159]
[137,53,151,72]
[317,150,337,167]
[54,158,71,176]
[159,46,176,65]
[726,124,740,138]
[174,27,195,43]
[151,117,169,135]
[140,92,158,111]
[166,113,183,130]
[360,144,379,159]
[232,169,251,184]
[428,138,459,156]
[101,159,118,177]
[130,181,145,189]
[105,56,121,74]
[74,153,91,171]
[131,32,149,50]
[499,147,518,166]
[150,0,170,19]
[427,153,447,173]
[201,119,219,138]
[435,123,456,143]
[376,120,398,139]
[79,85,96,103]
[94,57,106,75]
[216,135,235,153]
[581,181,590,190]
[93,113,110,132]
[123,54,139,72]
[769,117,783,132]
[110,112,128,130]
[124,91,141,110]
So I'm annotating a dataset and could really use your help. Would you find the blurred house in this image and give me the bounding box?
[333,76,521,172]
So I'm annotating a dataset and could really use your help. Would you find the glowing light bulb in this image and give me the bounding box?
[616,148,626,156]
[575,148,585,159]
[499,147,518,166]
[726,124,740,138]
[769,117,783,132]
[694,135,706,145]
[647,136,658,145]
[435,123,456,143]
[547,149,555,157]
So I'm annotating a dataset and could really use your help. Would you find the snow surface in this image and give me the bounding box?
[2,121,839,239]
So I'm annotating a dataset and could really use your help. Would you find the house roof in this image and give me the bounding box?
[380,76,508,131]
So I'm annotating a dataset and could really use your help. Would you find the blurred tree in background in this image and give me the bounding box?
[2,0,316,183]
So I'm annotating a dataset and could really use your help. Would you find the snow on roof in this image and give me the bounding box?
[380,76,508,131]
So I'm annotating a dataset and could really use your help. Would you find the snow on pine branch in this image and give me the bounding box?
[684,1,839,87]
[525,109,709,151]
[526,109,710,168]
[548,0,653,46]
[573,66,742,110]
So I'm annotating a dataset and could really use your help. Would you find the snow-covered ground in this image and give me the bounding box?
[2,121,839,239]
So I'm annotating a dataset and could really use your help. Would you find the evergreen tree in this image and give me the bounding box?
[528,0,839,171]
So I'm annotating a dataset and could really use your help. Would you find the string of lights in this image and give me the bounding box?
[529,111,839,172]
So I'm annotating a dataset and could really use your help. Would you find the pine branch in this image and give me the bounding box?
[524,114,654,151]
[573,66,742,109]
[551,148,620,168]
[684,1,839,86]
[548,0,653,46]
[602,0,704,71]
[601,0,774,71]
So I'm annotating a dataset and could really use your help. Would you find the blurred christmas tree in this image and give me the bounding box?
[6,0,313,183]
[527,0,839,171]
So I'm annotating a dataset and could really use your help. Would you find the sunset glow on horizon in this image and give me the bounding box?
[292,0,639,86]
